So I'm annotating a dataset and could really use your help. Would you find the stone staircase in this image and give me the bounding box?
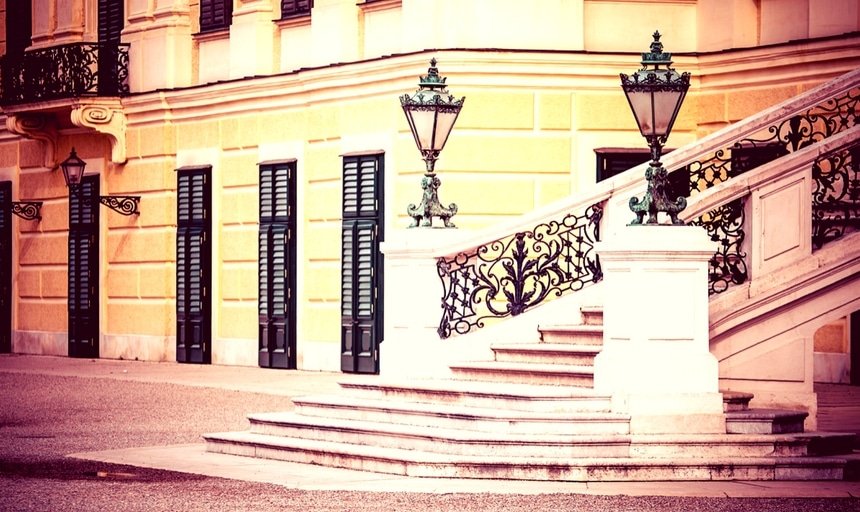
[204,307,855,481]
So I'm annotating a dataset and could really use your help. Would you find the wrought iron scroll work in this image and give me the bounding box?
[812,142,860,249]
[11,201,42,221]
[688,199,747,295]
[681,86,859,294]
[0,42,130,105]
[99,195,140,216]
[437,204,603,339]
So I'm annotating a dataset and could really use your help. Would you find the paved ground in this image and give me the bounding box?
[1,354,859,511]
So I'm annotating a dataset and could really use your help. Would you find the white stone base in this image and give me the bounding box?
[13,330,67,356]
[595,225,723,434]
[102,334,175,362]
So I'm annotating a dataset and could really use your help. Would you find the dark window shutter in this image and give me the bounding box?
[68,175,100,358]
[5,0,32,55]
[200,0,233,32]
[281,0,312,18]
[0,181,10,353]
[342,219,376,319]
[343,156,378,219]
[341,153,383,374]
[98,0,124,44]
[176,168,212,364]
[258,162,296,369]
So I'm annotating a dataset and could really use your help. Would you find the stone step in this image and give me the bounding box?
[242,412,812,459]
[245,412,632,458]
[726,409,808,434]
[491,343,601,366]
[449,361,594,387]
[722,390,755,412]
[291,395,629,435]
[580,306,604,326]
[337,378,612,413]
[794,432,858,456]
[539,324,604,345]
[204,432,845,481]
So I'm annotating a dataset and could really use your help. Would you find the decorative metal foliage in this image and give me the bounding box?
[437,204,602,339]
[688,199,747,295]
[812,142,860,248]
[0,42,130,105]
[681,85,860,294]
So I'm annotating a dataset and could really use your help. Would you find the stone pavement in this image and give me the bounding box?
[3,354,860,499]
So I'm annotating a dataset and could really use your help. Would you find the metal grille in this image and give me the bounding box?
[812,142,860,248]
[0,42,130,105]
[683,86,860,294]
[437,204,602,339]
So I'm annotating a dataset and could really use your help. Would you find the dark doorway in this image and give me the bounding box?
[176,167,212,364]
[258,161,297,369]
[68,175,100,358]
[340,153,384,374]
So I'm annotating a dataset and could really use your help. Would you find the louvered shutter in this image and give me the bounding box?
[200,0,233,32]
[98,0,124,44]
[0,182,11,353]
[281,0,312,18]
[258,162,296,369]
[176,168,211,364]
[68,176,99,358]
[341,154,383,374]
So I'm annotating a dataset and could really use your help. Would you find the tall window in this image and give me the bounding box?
[200,0,233,32]
[341,153,384,374]
[258,161,297,369]
[6,0,32,55]
[68,176,100,358]
[176,167,212,364]
[0,182,11,354]
[281,0,312,18]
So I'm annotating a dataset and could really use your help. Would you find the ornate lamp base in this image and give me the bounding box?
[629,163,686,225]
[407,174,458,228]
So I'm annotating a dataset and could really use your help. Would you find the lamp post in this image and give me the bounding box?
[621,31,690,225]
[60,148,140,216]
[400,58,465,228]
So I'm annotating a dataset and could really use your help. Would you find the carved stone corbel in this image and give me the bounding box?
[70,99,128,165]
[5,113,59,168]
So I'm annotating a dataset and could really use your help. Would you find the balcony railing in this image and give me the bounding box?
[0,42,130,105]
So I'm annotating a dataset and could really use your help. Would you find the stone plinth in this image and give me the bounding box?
[594,225,725,434]
[380,228,468,379]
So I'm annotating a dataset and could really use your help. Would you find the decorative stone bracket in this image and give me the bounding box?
[5,113,59,169]
[5,98,127,168]
[70,99,127,165]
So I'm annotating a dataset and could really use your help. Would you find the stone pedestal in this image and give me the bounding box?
[380,228,467,379]
[593,225,725,434]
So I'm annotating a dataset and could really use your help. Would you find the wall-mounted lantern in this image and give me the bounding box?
[621,31,690,225]
[400,58,465,228]
[60,148,140,216]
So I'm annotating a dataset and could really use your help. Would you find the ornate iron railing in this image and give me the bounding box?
[812,141,860,249]
[0,42,130,105]
[682,85,860,294]
[437,204,603,338]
